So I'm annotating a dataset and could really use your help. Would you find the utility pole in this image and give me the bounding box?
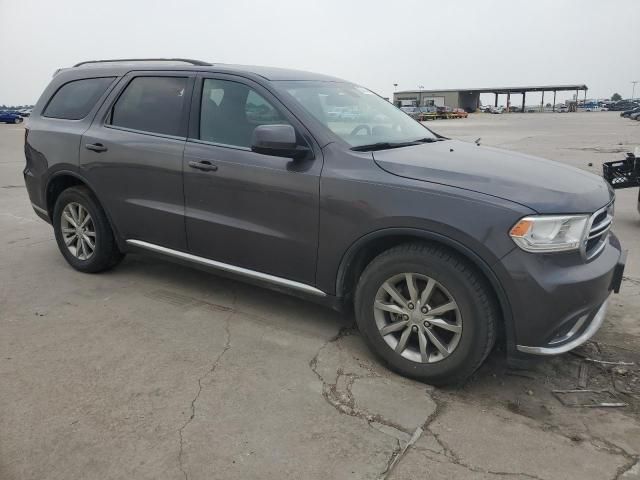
[632,81,639,101]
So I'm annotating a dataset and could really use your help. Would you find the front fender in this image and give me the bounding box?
[331,225,519,362]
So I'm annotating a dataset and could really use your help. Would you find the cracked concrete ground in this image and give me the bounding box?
[1,113,639,479]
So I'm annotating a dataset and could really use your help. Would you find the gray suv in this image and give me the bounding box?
[24,59,625,385]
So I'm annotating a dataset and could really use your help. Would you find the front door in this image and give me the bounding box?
[80,72,194,250]
[182,75,321,285]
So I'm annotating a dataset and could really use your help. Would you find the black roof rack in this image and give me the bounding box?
[73,58,211,67]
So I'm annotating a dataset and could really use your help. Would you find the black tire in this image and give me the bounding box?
[14,117,22,124]
[53,186,124,273]
[354,242,498,386]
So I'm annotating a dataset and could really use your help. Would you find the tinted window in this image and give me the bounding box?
[110,76,188,136]
[200,79,289,148]
[43,77,115,120]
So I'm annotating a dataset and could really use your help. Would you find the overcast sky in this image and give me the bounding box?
[1,0,638,106]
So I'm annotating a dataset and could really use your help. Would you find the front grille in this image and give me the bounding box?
[583,202,613,260]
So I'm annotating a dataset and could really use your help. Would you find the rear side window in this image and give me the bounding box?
[109,76,188,136]
[43,77,115,120]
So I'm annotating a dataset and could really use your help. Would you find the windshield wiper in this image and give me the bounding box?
[351,137,444,152]
[351,141,418,152]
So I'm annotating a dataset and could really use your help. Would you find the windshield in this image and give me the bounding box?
[274,81,437,148]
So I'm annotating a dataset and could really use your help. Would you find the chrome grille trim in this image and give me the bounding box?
[587,223,611,240]
[581,202,614,260]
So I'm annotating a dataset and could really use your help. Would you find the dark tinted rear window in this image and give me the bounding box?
[109,76,188,136]
[43,77,115,120]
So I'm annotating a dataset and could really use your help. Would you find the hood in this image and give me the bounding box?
[373,140,613,213]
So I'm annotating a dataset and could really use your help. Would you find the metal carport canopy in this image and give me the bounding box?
[470,84,587,94]
[393,84,588,94]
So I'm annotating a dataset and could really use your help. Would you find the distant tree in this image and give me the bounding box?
[611,93,622,101]
[545,103,551,108]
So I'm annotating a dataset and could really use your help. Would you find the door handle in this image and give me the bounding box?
[188,160,218,172]
[85,143,108,153]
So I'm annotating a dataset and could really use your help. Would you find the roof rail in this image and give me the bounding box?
[73,58,211,67]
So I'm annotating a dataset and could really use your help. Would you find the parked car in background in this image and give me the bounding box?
[0,111,24,124]
[610,101,639,112]
[630,111,640,120]
[418,106,437,121]
[490,106,505,114]
[452,108,468,118]
[400,106,421,120]
[436,106,453,118]
[18,108,33,117]
[621,107,640,118]
[24,58,625,386]
[508,106,520,113]
[478,105,491,113]
[558,105,569,113]
[582,104,607,112]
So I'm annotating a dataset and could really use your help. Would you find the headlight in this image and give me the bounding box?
[509,215,589,253]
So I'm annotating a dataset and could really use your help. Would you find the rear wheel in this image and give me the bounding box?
[53,186,124,273]
[14,117,22,124]
[354,242,497,386]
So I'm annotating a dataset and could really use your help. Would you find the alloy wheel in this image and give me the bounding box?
[373,272,462,363]
[60,202,96,260]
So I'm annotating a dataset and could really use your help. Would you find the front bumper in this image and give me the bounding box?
[516,298,608,355]
[498,232,625,356]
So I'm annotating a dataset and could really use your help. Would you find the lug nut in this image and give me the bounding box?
[421,307,428,314]
[423,321,431,328]
[412,325,418,332]
[403,314,409,320]
[408,303,414,310]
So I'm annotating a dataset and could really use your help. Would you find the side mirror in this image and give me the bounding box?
[251,124,309,159]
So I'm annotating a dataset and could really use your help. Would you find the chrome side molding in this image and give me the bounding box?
[31,203,48,216]
[126,239,327,297]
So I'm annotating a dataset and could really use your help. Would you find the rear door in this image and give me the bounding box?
[80,71,194,250]
[182,74,322,285]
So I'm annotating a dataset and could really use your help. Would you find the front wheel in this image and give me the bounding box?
[14,117,23,124]
[354,242,498,386]
[53,186,124,273]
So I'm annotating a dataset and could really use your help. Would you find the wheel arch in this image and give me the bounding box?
[46,170,88,217]
[45,170,124,248]
[335,227,516,351]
